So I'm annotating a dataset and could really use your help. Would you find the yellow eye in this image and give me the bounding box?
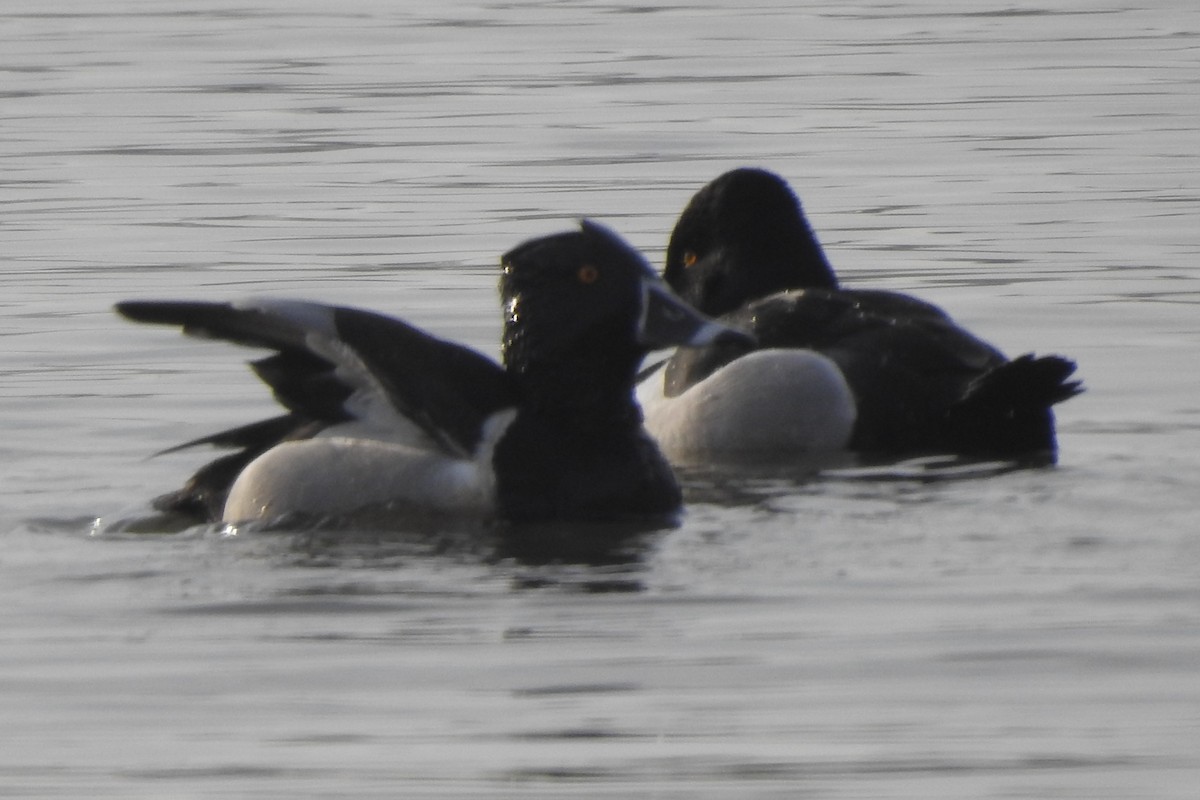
[577,264,600,284]
[682,251,698,268]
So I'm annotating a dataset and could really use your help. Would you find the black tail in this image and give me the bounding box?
[948,354,1083,463]
[150,414,325,522]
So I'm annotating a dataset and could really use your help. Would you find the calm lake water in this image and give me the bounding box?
[3,1,1199,797]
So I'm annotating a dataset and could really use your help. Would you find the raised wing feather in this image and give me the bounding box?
[117,299,516,519]
[118,299,515,456]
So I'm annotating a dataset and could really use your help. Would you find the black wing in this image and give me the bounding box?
[662,288,1002,398]
[117,299,516,518]
[660,287,1080,457]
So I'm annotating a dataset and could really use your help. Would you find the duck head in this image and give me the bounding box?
[500,219,752,377]
[664,167,839,317]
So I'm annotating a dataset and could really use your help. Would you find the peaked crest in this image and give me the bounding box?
[499,220,656,369]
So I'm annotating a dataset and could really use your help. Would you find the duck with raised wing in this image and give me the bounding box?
[640,168,1082,465]
[118,220,751,527]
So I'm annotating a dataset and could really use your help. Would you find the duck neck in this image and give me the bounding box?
[510,345,644,433]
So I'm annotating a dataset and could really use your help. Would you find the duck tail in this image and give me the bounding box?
[150,414,325,522]
[948,354,1083,463]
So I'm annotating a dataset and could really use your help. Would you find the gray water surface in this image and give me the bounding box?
[3,1,1199,797]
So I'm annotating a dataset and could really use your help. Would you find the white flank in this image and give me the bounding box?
[641,349,856,461]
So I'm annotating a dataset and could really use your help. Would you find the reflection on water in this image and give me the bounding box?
[97,500,673,580]
[4,0,1200,797]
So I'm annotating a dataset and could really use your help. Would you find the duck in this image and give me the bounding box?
[117,220,752,527]
[640,167,1082,465]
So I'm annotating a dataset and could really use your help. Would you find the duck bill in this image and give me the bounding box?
[638,278,754,350]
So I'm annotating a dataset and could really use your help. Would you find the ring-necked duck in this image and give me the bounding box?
[118,220,751,526]
[640,168,1082,465]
